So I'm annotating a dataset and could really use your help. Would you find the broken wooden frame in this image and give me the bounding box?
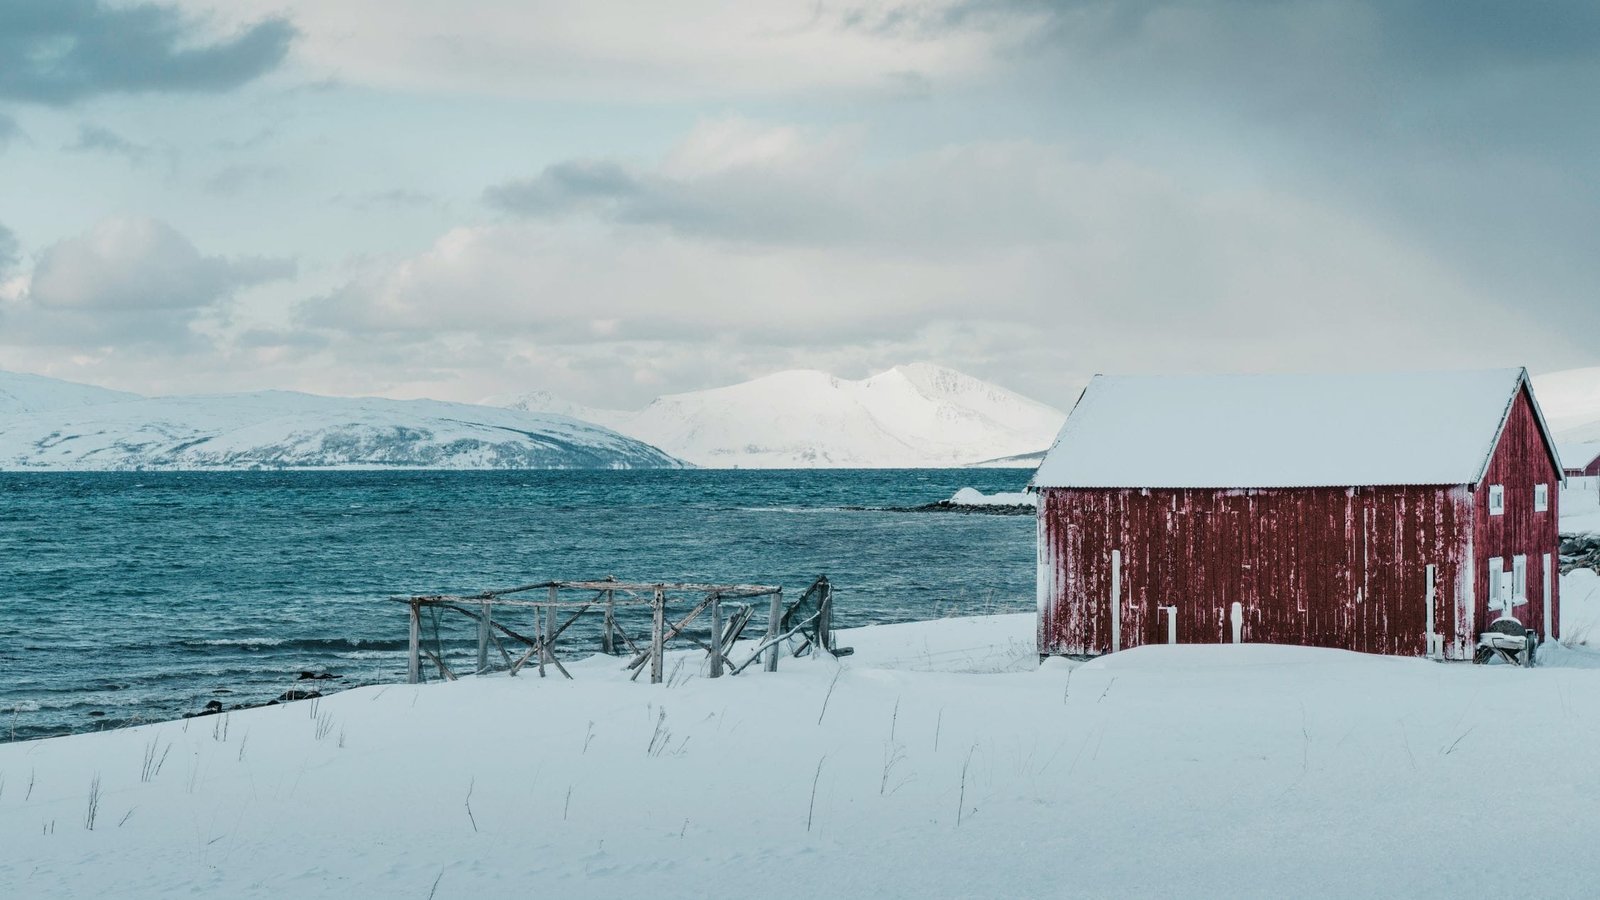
[398,576,839,685]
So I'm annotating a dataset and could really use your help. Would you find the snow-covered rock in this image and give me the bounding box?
[948,487,1035,507]
[498,363,1065,468]
[0,389,684,470]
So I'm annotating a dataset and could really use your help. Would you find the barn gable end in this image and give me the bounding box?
[1471,383,1564,643]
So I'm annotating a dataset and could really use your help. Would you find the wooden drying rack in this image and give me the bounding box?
[399,576,837,684]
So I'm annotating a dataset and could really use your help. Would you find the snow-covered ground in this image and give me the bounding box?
[0,388,683,470]
[1563,477,1600,534]
[1562,569,1600,644]
[10,596,1600,899]
[497,363,1066,468]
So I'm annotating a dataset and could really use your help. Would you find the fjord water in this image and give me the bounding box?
[1,470,1033,741]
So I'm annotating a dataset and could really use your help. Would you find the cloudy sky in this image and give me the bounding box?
[0,0,1595,409]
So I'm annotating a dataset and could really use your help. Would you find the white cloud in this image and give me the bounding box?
[2,217,294,346]
[289,119,1565,407]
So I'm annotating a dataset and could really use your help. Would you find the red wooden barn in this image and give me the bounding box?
[1032,369,1564,660]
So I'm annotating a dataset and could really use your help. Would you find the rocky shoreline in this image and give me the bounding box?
[1562,533,1600,574]
[843,501,1034,516]
[182,671,348,719]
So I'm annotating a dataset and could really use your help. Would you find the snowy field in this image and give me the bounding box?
[9,585,1600,899]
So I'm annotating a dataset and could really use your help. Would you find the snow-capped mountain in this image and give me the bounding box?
[0,375,682,470]
[0,370,141,415]
[498,363,1066,468]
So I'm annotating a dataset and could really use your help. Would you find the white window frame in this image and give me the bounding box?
[1512,555,1527,605]
[1535,483,1549,512]
[1488,484,1505,516]
[1488,556,1505,616]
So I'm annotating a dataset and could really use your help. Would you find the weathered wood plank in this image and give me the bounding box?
[407,600,421,685]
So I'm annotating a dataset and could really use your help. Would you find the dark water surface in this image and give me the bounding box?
[0,469,1034,741]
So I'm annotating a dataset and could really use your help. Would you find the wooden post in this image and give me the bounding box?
[602,590,616,655]
[535,603,546,678]
[650,589,666,684]
[544,601,557,679]
[477,601,491,674]
[541,586,557,678]
[407,600,421,685]
[816,580,831,656]
[765,589,784,673]
[709,592,724,678]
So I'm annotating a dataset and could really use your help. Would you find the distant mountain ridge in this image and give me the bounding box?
[0,371,141,415]
[28,363,1593,473]
[0,372,682,471]
[495,363,1067,468]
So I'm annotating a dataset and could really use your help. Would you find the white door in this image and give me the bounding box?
[1543,553,1554,641]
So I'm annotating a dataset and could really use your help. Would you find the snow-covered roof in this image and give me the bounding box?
[1559,440,1600,471]
[1032,368,1558,489]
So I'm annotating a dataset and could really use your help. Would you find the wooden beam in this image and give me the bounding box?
[407,600,421,685]
[422,645,457,681]
[627,596,713,671]
[816,578,832,655]
[764,589,784,673]
[476,601,491,674]
[650,589,666,685]
[709,591,724,678]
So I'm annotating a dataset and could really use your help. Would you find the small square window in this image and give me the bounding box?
[1489,484,1505,516]
[1535,483,1549,512]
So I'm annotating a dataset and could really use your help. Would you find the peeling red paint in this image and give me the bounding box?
[1038,386,1561,660]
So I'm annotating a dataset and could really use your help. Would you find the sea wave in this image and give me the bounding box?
[179,637,411,652]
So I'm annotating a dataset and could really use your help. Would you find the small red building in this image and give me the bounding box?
[1032,369,1563,660]
[1559,441,1600,477]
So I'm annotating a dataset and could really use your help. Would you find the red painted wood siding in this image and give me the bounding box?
[1472,386,1563,640]
[1038,485,1475,659]
[1564,456,1600,477]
